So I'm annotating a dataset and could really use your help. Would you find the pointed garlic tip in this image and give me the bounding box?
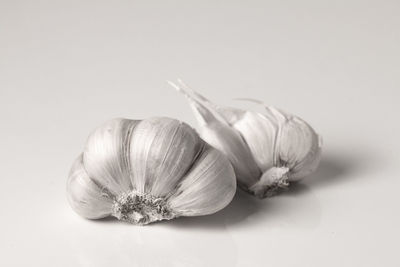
[67,116,237,225]
[167,80,183,93]
[173,81,322,198]
[167,80,224,127]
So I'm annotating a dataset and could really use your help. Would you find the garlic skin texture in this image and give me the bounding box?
[67,117,236,225]
[170,80,322,198]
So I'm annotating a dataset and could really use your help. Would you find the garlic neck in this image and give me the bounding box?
[112,191,175,225]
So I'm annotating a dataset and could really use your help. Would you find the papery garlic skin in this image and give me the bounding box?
[170,80,322,198]
[67,117,236,225]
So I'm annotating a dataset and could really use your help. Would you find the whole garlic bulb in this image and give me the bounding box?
[67,117,236,225]
[170,80,322,198]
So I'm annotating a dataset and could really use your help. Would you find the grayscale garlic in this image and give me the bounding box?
[170,80,322,198]
[67,117,236,225]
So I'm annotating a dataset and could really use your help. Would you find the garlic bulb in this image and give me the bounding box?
[170,80,322,198]
[67,117,236,225]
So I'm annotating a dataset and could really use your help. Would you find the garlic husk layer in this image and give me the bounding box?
[67,117,237,225]
[170,80,322,198]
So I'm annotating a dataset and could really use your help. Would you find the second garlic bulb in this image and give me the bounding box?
[67,117,236,225]
[171,80,322,198]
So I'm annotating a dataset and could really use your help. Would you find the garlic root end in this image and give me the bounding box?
[111,191,176,225]
[248,167,290,198]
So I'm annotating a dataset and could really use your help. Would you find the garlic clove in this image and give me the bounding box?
[288,134,322,181]
[67,154,114,219]
[169,81,261,188]
[129,117,203,197]
[83,118,138,196]
[200,123,261,188]
[277,117,320,173]
[169,145,236,216]
[231,111,278,173]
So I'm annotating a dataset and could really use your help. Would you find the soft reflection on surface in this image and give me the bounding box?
[171,185,321,230]
[68,217,237,267]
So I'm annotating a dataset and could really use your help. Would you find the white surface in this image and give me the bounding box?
[1,0,399,266]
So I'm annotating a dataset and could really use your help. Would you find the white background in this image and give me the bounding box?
[1,0,399,266]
